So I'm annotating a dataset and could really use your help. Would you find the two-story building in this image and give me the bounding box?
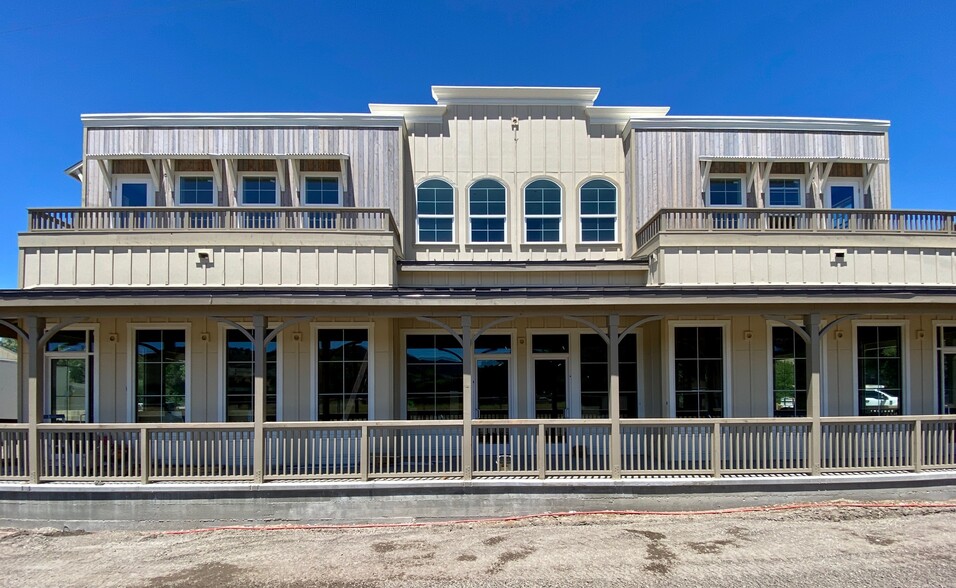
[1,86,955,485]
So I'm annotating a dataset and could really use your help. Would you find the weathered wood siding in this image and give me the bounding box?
[626,129,892,233]
[83,127,402,230]
[406,105,626,262]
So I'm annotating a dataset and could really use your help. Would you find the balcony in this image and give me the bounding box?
[634,208,956,287]
[20,207,402,289]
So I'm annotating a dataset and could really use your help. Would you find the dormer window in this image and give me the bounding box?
[241,176,277,205]
[580,179,617,242]
[707,178,743,206]
[469,179,506,243]
[524,179,562,243]
[768,178,803,207]
[302,176,341,206]
[177,176,215,206]
[416,179,454,243]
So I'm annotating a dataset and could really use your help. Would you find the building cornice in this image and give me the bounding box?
[431,86,601,106]
[626,116,891,134]
[367,104,447,124]
[81,113,406,129]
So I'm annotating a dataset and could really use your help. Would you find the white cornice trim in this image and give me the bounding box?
[367,103,447,123]
[586,106,671,125]
[431,85,601,106]
[626,116,891,133]
[81,113,406,129]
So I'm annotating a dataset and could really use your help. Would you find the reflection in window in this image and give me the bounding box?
[937,326,956,415]
[469,179,506,243]
[406,334,462,419]
[135,329,186,422]
[475,335,511,419]
[580,333,639,418]
[674,326,724,418]
[708,179,743,206]
[580,180,617,242]
[225,329,277,422]
[857,326,902,416]
[525,179,561,242]
[317,329,369,420]
[772,327,807,417]
[417,180,454,243]
[768,179,802,207]
[303,177,340,205]
[241,177,277,205]
[178,177,215,205]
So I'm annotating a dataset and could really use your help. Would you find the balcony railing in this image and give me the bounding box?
[636,208,956,250]
[2,415,953,483]
[27,207,399,235]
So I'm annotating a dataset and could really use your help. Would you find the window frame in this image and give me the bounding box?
[706,175,746,207]
[44,324,99,423]
[310,322,374,421]
[523,178,563,244]
[467,178,508,245]
[400,329,466,420]
[667,320,732,418]
[113,175,155,207]
[415,178,456,245]
[299,172,343,207]
[851,320,909,417]
[472,329,517,419]
[766,176,805,208]
[825,179,862,209]
[578,178,619,244]
[933,320,956,415]
[174,172,217,207]
[766,321,808,418]
[127,323,191,423]
[217,324,283,422]
[238,173,279,207]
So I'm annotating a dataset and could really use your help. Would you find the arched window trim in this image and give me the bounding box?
[468,178,508,244]
[579,178,618,243]
[523,178,563,244]
[416,179,455,244]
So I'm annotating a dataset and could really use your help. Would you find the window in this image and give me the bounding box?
[46,330,95,423]
[673,326,725,418]
[302,176,340,205]
[937,326,956,414]
[475,334,511,418]
[771,326,807,417]
[416,180,454,243]
[316,328,369,420]
[707,178,743,206]
[768,178,802,207]
[857,326,902,416]
[532,334,569,418]
[177,176,215,205]
[580,180,617,242]
[134,329,187,423]
[524,179,561,242]
[224,329,277,422]
[241,176,277,205]
[579,333,639,418]
[406,334,462,419]
[469,179,506,243]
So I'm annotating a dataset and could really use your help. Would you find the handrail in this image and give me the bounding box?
[27,206,398,234]
[636,207,956,250]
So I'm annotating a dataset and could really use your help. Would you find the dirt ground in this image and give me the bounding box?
[1,503,955,587]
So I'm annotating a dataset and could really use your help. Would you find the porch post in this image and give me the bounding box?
[461,316,473,480]
[806,313,822,476]
[25,316,45,484]
[608,315,622,478]
[253,314,267,484]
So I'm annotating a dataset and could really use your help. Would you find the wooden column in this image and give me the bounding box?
[461,316,473,480]
[25,316,45,484]
[806,314,822,476]
[253,314,267,484]
[608,315,622,478]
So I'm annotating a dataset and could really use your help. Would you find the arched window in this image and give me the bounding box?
[580,179,617,242]
[524,179,562,242]
[469,179,507,243]
[416,179,454,243]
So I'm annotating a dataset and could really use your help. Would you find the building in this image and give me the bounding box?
[1,86,955,485]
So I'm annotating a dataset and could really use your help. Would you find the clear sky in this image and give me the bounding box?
[0,0,953,289]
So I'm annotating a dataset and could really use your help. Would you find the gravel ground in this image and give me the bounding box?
[1,503,955,587]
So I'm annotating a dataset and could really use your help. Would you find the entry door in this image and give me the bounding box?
[114,178,153,228]
[941,351,956,414]
[534,359,567,418]
[48,357,90,423]
[826,182,859,229]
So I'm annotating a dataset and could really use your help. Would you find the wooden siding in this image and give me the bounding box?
[406,105,626,262]
[399,268,645,289]
[626,129,892,232]
[84,127,402,231]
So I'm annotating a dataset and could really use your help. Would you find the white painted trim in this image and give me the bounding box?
[299,172,344,207]
[705,174,746,207]
[577,177,620,244]
[825,179,863,209]
[126,323,192,423]
[521,177,565,245]
[112,175,155,207]
[432,86,601,106]
[310,322,375,421]
[666,320,733,419]
[466,177,509,246]
[237,172,279,207]
[414,178,456,245]
[851,320,910,417]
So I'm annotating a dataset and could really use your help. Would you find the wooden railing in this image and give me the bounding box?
[636,208,956,249]
[27,207,399,235]
[1,416,953,483]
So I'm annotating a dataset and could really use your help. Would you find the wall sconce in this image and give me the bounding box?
[199,332,210,342]
[196,249,213,265]
[916,329,925,339]
[743,330,753,340]
[292,332,302,342]
[835,330,845,339]
[517,337,526,345]
[831,248,847,264]
[107,333,118,343]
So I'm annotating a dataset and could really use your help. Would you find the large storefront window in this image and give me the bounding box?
[771,326,807,417]
[134,329,186,422]
[406,334,463,419]
[673,326,725,418]
[857,326,902,416]
[225,329,277,422]
[579,334,639,418]
[316,328,369,420]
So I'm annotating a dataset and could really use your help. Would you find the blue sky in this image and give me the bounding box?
[0,0,953,289]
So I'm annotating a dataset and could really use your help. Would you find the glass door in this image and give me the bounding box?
[827,183,858,229]
[941,352,956,415]
[534,359,567,419]
[115,178,153,228]
[49,357,89,423]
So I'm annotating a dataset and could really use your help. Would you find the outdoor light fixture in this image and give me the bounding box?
[196,249,213,264]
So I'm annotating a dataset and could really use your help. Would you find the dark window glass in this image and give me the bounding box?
[46,330,89,353]
[406,334,463,419]
[857,326,902,416]
[225,329,277,422]
[709,179,742,206]
[532,334,569,354]
[178,177,215,205]
[525,179,561,242]
[772,326,807,417]
[580,179,617,242]
[121,182,149,207]
[673,326,724,417]
[304,177,340,205]
[475,334,511,355]
[241,177,277,205]
[938,327,956,415]
[768,179,802,207]
[317,328,369,420]
[135,329,186,423]
[417,179,454,243]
